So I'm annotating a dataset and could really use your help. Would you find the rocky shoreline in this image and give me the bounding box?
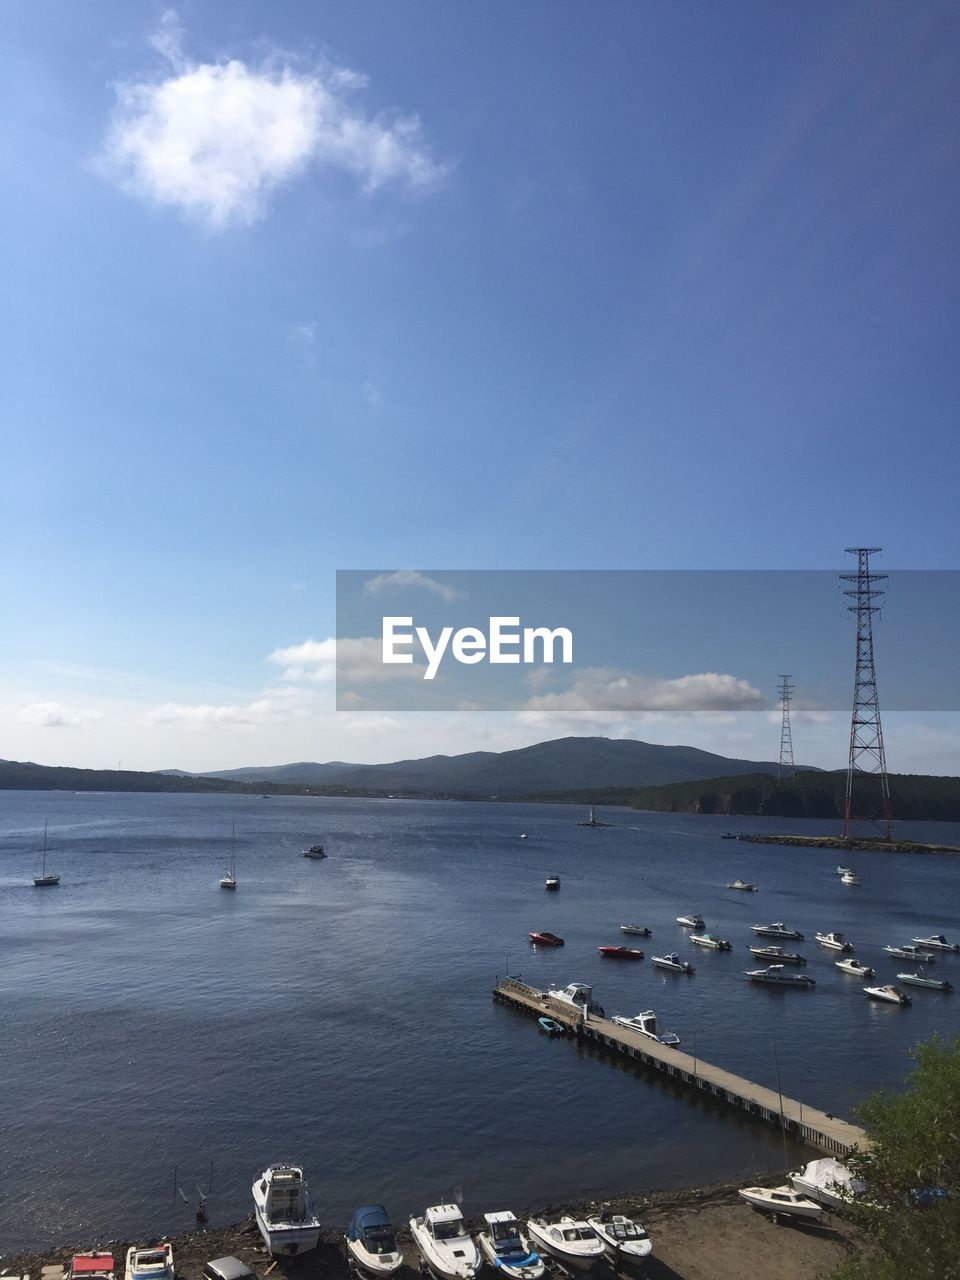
[2,1177,860,1280]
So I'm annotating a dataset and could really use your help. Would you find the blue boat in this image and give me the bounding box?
[346,1205,403,1278]
[538,1016,564,1036]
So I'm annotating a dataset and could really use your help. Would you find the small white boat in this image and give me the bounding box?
[520,833,528,840]
[220,822,238,890]
[346,1205,404,1279]
[526,1217,604,1274]
[751,922,804,940]
[836,866,853,876]
[476,1211,544,1280]
[546,982,604,1017]
[864,984,911,1006]
[545,875,561,891]
[612,1009,681,1047]
[841,871,861,885]
[620,924,651,936]
[33,820,61,887]
[124,1246,174,1280]
[883,944,935,962]
[748,945,805,965]
[789,1157,866,1210]
[897,972,953,992]
[676,913,704,928]
[738,1185,823,1222]
[726,879,758,891]
[816,931,853,952]
[585,1208,652,1270]
[690,932,731,951]
[252,1164,322,1255]
[410,1204,482,1280]
[911,933,960,953]
[744,965,815,988]
[835,958,875,978]
[651,952,694,974]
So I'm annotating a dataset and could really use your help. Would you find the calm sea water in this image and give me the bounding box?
[2,790,959,1252]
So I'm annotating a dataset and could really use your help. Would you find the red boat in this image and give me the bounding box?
[529,931,565,946]
[66,1257,115,1280]
[597,945,644,960]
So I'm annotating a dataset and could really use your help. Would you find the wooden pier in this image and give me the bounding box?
[494,977,867,1157]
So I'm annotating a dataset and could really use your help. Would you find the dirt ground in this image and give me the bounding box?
[2,1181,860,1280]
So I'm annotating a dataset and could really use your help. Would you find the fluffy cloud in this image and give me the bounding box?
[268,636,424,683]
[522,669,767,715]
[16,702,105,729]
[146,689,310,727]
[363,570,461,602]
[99,13,446,228]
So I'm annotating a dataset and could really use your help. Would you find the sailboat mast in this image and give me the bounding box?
[41,820,48,876]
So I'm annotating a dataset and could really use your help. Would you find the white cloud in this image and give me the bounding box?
[363,570,461,602]
[146,688,310,727]
[99,13,447,229]
[17,702,105,729]
[268,635,424,683]
[522,669,768,716]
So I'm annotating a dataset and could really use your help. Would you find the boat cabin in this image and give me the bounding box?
[424,1205,469,1241]
[484,1212,523,1253]
[68,1255,115,1280]
[349,1205,398,1255]
[260,1166,311,1224]
[547,982,602,1013]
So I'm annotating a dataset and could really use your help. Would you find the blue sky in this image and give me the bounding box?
[2,2,958,772]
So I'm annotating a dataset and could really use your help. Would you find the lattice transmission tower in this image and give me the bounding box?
[777,675,795,780]
[840,547,893,840]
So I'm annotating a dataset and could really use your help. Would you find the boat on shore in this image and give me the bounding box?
[651,952,694,974]
[612,1009,680,1047]
[597,945,644,960]
[585,1207,652,1271]
[346,1205,404,1279]
[620,924,651,936]
[884,944,935,962]
[252,1164,321,1255]
[897,972,953,992]
[410,1205,482,1280]
[864,984,911,1006]
[726,879,757,891]
[835,958,875,978]
[529,931,564,947]
[748,945,805,965]
[789,1157,867,1210]
[738,1185,823,1223]
[690,932,731,951]
[816,931,853,952]
[526,1217,604,1273]
[676,913,704,928]
[476,1212,544,1280]
[751,922,804,940]
[744,965,815,988]
[124,1246,173,1280]
[33,820,60,887]
[544,875,561,891]
[911,933,960,953]
[303,845,327,859]
[68,1255,115,1280]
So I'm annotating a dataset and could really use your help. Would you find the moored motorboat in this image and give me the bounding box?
[585,1207,652,1271]
[911,933,960,953]
[816,931,853,952]
[124,1246,173,1280]
[744,965,815,988]
[726,879,757,891]
[612,1009,680,1046]
[789,1158,867,1210]
[864,984,911,1006]
[835,958,875,978]
[597,945,644,960]
[883,944,935,962]
[520,833,528,840]
[897,972,953,992]
[252,1164,322,1256]
[410,1204,482,1280]
[738,1185,823,1223]
[529,931,564,947]
[690,932,731,951]
[836,866,853,876]
[546,983,604,1016]
[676,913,704,928]
[526,1217,604,1273]
[544,875,561,891]
[620,924,651,936]
[651,952,694,974]
[477,1211,545,1280]
[346,1205,403,1279]
[538,1016,565,1036]
[841,871,861,885]
[751,922,804,940]
[303,845,327,859]
[748,945,805,965]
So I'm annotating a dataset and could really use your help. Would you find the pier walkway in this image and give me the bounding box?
[494,977,867,1157]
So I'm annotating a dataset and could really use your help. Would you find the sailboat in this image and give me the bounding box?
[220,824,238,890]
[33,821,61,887]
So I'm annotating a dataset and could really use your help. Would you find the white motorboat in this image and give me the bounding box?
[585,1207,652,1271]
[545,875,561,891]
[864,984,911,1006]
[835,958,875,978]
[620,924,651,936]
[789,1158,867,1210]
[651,952,694,974]
[33,820,61,887]
[911,933,960,953]
[410,1204,482,1280]
[816,931,853,952]
[476,1211,544,1280]
[841,871,860,885]
[836,866,853,876]
[739,1185,823,1222]
[744,965,815,988]
[546,982,604,1017]
[897,972,953,992]
[690,932,731,950]
[346,1205,404,1279]
[612,1009,681,1047]
[252,1164,322,1256]
[883,944,935,962]
[676,913,704,928]
[526,1217,604,1274]
[751,922,804,940]
[124,1246,173,1280]
[748,945,805,965]
[520,833,528,840]
[726,879,758,891]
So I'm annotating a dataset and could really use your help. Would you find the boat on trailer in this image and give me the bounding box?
[476,1211,545,1280]
[585,1207,652,1272]
[124,1246,173,1280]
[738,1185,823,1223]
[346,1205,404,1279]
[252,1164,322,1256]
[410,1204,482,1280]
[526,1217,604,1274]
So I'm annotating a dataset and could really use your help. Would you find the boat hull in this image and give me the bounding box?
[345,1241,403,1279]
[477,1237,544,1279]
[254,1208,321,1256]
[527,1238,600,1275]
[738,1189,822,1221]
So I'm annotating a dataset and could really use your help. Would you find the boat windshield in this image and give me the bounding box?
[562,1228,595,1242]
[492,1223,521,1245]
[434,1222,467,1241]
[607,1224,646,1241]
[364,1230,397,1255]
